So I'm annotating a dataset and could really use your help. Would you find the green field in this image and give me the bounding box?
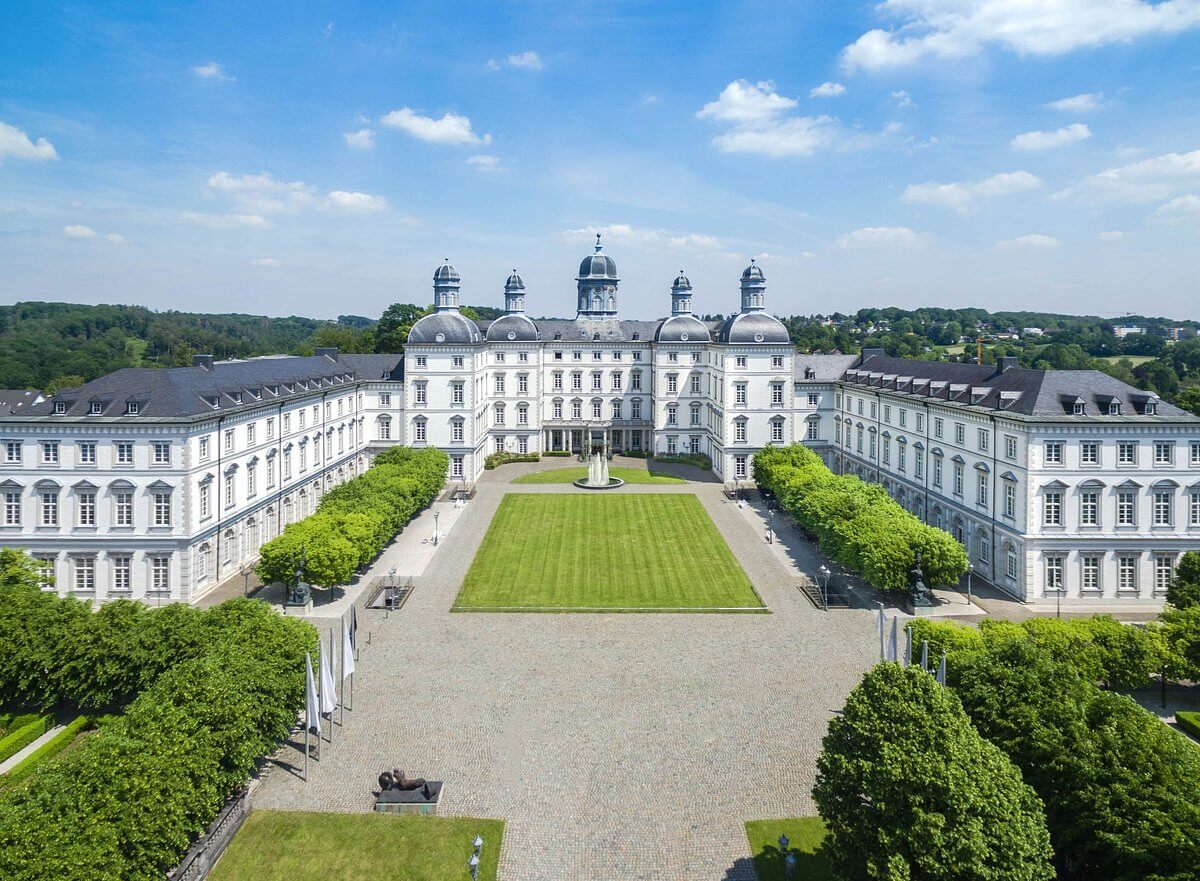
[512,466,684,485]
[209,811,504,881]
[453,494,763,611]
[745,817,832,881]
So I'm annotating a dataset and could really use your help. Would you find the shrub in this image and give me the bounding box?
[0,715,54,764]
[1,715,94,786]
[542,450,571,457]
[483,451,540,469]
[256,446,447,586]
[1155,606,1200,681]
[1167,551,1200,609]
[620,449,650,459]
[1179,711,1200,741]
[814,663,1054,881]
[754,444,967,589]
[652,453,712,470]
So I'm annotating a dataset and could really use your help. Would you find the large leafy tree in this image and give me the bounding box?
[1166,550,1200,609]
[373,303,429,353]
[814,663,1054,881]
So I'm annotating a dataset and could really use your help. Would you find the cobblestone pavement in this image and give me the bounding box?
[255,470,880,880]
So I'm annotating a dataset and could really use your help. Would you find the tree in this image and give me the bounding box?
[814,663,1054,881]
[1166,550,1200,609]
[44,374,85,395]
[374,303,429,353]
[1174,386,1200,417]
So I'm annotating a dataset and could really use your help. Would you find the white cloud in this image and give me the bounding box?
[1046,92,1103,112]
[668,233,723,250]
[841,0,1200,71]
[892,89,916,109]
[697,79,893,158]
[810,81,846,98]
[697,80,798,124]
[487,51,543,71]
[996,233,1063,249]
[251,257,281,267]
[0,121,58,162]
[105,233,126,243]
[1154,193,1200,220]
[466,154,506,173]
[379,107,491,146]
[1011,123,1092,151]
[207,171,316,213]
[835,226,930,248]
[63,225,96,238]
[343,128,375,149]
[561,224,725,252]
[1097,230,1125,241]
[323,191,388,213]
[192,61,234,81]
[1056,149,1200,202]
[902,170,1042,214]
[180,211,272,229]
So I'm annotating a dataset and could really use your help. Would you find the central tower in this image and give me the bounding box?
[575,233,620,318]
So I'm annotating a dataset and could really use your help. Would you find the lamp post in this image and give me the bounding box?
[778,834,795,880]
[434,510,441,546]
[468,835,483,880]
[387,565,397,618]
[1056,583,1062,620]
[768,506,775,544]
[819,564,831,611]
[966,561,974,606]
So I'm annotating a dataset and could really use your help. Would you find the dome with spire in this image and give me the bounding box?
[577,234,618,279]
[433,259,460,283]
[672,271,692,291]
[741,259,765,282]
[504,270,525,291]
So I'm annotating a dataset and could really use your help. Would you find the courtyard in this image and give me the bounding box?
[252,461,881,880]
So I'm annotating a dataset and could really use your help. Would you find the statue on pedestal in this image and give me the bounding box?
[287,545,311,607]
[906,551,936,614]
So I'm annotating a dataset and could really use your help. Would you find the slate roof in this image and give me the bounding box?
[843,353,1196,420]
[794,354,857,381]
[7,353,403,421]
[407,312,482,345]
[503,318,662,344]
[0,390,44,415]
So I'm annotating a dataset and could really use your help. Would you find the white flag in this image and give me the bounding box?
[342,615,355,680]
[319,630,337,715]
[305,651,321,736]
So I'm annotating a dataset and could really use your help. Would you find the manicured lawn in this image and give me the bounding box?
[512,466,684,484]
[745,817,832,881]
[209,811,504,881]
[453,494,763,611]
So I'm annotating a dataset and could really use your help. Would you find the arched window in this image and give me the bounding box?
[378,415,391,440]
[195,543,211,585]
[223,528,236,565]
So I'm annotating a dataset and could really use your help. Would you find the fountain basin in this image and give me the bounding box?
[573,477,625,490]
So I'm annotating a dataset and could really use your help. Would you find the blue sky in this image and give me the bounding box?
[3,1,1200,321]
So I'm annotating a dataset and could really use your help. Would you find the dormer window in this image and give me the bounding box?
[90,402,103,416]
[53,402,66,415]
[126,402,139,415]
[1146,402,1158,415]
[1073,402,1085,416]
[232,392,242,404]
[1108,401,1121,415]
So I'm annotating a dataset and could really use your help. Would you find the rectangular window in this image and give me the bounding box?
[883,405,891,423]
[735,455,747,479]
[933,457,942,487]
[452,382,464,404]
[953,463,964,495]
[1080,491,1099,526]
[41,491,58,526]
[4,440,21,463]
[76,441,95,465]
[74,557,95,592]
[1082,556,1101,592]
[77,491,95,526]
[913,450,922,479]
[667,374,678,394]
[593,350,603,362]
[224,429,234,452]
[977,429,989,452]
[689,374,699,394]
[977,471,988,508]
[1117,491,1136,526]
[1044,441,1063,465]
[247,424,256,445]
[735,356,747,369]
[153,442,170,465]
[1045,556,1063,593]
[735,383,746,404]
[1006,435,1017,460]
[807,393,819,407]
[1043,491,1062,526]
[1118,556,1138,592]
[199,436,210,460]
[735,421,746,443]
[1191,441,1200,466]
[1191,491,1200,527]
[151,556,170,592]
[495,374,505,394]
[915,413,924,433]
[266,417,275,438]
[955,424,965,445]
[247,465,257,497]
[771,421,784,443]
[154,492,171,526]
[1005,483,1016,519]
[631,399,641,420]
[807,421,818,441]
[4,491,21,525]
[571,401,582,419]
[1080,441,1099,465]
[115,442,133,465]
[1117,442,1137,465]
[1154,490,1173,526]
[933,418,943,439]
[451,456,464,478]
[1154,441,1174,465]
[1156,557,1174,593]
[571,373,582,391]
[591,401,601,419]
[42,442,59,464]
[112,555,132,593]
[771,383,783,405]
[591,372,602,391]
[452,421,464,443]
[899,410,907,428]
[519,374,530,394]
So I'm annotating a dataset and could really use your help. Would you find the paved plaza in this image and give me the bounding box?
[254,461,882,880]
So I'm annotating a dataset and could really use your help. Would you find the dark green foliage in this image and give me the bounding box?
[1155,607,1200,681]
[814,663,1054,881]
[484,451,540,469]
[651,453,712,470]
[256,446,447,586]
[1178,711,1200,741]
[0,598,315,881]
[754,445,967,589]
[1,715,95,786]
[0,716,55,764]
[1166,551,1200,609]
[542,450,571,457]
[953,637,1200,881]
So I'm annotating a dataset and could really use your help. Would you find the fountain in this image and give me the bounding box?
[574,450,624,489]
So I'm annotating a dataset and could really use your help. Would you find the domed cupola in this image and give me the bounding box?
[576,233,620,318]
[655,270,711,343]
[671,270,694,316]
[739,258,766,312]
[504,269,526,314]
[433,258,461,312]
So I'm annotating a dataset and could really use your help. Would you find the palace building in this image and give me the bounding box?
[1,237,1197,607]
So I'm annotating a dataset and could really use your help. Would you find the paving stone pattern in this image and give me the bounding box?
[255,468,880,880]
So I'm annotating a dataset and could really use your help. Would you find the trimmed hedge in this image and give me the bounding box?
[484,451,540,469]
[542,450,571,457]
[1,715,94,786]
[0,715,54,764]
[1179,711,1200,742]
[754,444,967,589]
[621,449,651,459]
[0,714,39,738]
[256,446,447,587]
[0,598,316,881]
[653,453,712,470]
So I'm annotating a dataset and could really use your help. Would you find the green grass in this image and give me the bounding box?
[453,494,763,611]
[1178,710,1200,741]
[512,466,684,484]
[745,817,832,881]
[209,811,504,881]
[1,715,97,789]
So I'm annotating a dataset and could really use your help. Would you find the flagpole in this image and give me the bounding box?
[340,616,346,727]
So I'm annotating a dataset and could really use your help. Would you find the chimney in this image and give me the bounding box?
[315,347,339,361]
[997,356,1018,373]
[193,354,214,371]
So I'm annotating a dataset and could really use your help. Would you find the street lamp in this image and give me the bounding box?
[768,506,775,544]
[468,835,483,880]
[387,566,397,618]
[434,510,441,546]
[966,561,974,606]
[778,834,795,880]
[819,564,831,611]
